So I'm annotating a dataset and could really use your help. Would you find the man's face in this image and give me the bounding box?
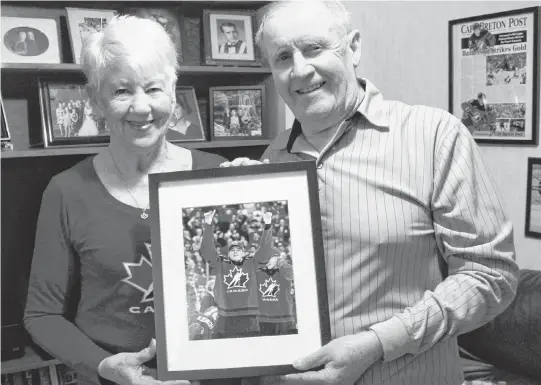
[478,96,485,106]
[222,25,238,43]
[262,3,361,135]
[474,27,481,37]
[229,246,244,262]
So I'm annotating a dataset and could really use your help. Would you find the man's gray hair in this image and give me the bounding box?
[255,0,352,59]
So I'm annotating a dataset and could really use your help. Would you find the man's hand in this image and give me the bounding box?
[259,331,384,385]
[98,339,195,385]
[263,212,273,225]
[203,210,216,225]
[220,158,270,167]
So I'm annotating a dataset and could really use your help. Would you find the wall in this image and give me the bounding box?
[285,1,541,270]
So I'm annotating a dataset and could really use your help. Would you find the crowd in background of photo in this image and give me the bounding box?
[182,201,293,314]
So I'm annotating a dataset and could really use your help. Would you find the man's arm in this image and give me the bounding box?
[370,121,519,362]
[253,212,275,263]
[200,210,219,267]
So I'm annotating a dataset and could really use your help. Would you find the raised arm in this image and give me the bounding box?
[253,212,276,263]
[200,209,219,267]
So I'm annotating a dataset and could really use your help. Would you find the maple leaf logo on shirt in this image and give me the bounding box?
[223,266,249,289]
[121,242,154,303]
[259,278,280,298]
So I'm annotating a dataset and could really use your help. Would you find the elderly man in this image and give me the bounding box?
[228,1,519,385]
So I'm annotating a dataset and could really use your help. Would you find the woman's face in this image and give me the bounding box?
[96,67,175,150]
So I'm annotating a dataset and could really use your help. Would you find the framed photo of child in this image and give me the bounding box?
[203,9,262,67]
[149,161,330,381]
[209,85,265,141]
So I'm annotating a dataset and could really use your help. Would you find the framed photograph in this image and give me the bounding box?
[1,16,61,64]
[203,9,261,67]
[1,95,11,142]
[168,86,206,143]
[66,8,118,64]
[449,7,540,145]
[38,79,110,148]
[149,161,330,380]
[525,157,541,239]
[209,86,265,140]
[121,7,184,64]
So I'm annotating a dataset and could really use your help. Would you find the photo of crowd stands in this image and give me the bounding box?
[182,201,297,340]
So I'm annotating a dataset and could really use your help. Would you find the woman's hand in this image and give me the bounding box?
[98,339,196,385]
[220,158,270,167]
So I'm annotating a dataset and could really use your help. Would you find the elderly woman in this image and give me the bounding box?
[24,15,226,385]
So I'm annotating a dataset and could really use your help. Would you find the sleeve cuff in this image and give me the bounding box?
[369,316,412,362]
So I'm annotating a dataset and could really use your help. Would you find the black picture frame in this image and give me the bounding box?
[209,85,266,141]
[525,157,541,239]
[168,86,206,143]
[1,95,11,142]
[203,9,261,67]
[149,161,330,381]
[449,7,540,145]
[38,78,110,148]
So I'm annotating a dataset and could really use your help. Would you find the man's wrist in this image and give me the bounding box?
[368,330,384,362]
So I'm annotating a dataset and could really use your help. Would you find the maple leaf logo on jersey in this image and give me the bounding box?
[223,266,249,289]
[259,278,280,298]
[121,242,154,303]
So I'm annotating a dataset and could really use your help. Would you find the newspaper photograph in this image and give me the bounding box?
[449,8,539,144]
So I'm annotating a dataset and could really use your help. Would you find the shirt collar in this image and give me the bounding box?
[276,78,391,151]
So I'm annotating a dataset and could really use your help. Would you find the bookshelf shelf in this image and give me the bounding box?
[1,63,272,75]
[1,347,59,375]
[0,140,272,159]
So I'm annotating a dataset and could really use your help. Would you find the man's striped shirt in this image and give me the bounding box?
[261,79,519,385]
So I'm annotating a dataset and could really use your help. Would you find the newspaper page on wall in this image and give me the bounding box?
[449,7,539,145]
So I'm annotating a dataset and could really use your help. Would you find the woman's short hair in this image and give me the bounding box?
[80,15,179,98]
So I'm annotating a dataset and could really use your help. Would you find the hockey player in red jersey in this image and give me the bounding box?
[255,218,297,336]
[200,209,273,338]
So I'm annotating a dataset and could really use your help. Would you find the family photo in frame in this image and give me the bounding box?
[526,157,541,239]
[210,86,265,140]
[1,16,61,64]
[149,162,329,381]
[449,7,539,145]
[203,9,261,67]
[38,79,110,148]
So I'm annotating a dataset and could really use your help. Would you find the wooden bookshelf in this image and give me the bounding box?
[1,346,59,375]
[0,140,273,159]
[1,63,272,75]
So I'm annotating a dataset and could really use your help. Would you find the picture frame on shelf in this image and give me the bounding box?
[168,86,206,143]
[38,79,110,148]
[120,7,184,64]
[149,161,330,381]
[525,157,541,239]
[203,9,261,67]
[1,16,61,64]
[65,8,118,64]
[209,85,265,141]
[449,7,540,145]
[1,95,14,151]
[1,96,11,143]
